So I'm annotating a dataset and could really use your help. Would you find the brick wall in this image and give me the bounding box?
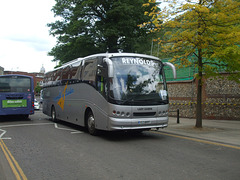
[168,73,240,120]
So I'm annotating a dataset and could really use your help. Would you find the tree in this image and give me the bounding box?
[142,0,240,128]
[35,82,42,96]
[48,0,160,64]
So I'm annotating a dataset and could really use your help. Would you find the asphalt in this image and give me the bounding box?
[158,117,240,147]
[0,116,240,180]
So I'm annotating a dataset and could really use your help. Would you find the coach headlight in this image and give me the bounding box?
[158,110,168,116]
[112,110,130,117]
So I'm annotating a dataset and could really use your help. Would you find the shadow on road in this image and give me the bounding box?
[99,130,165,142]
[45,118,166,142]
[0,115,32,123]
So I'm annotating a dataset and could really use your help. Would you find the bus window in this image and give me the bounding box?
[71,65,82,80]
[55,69,61,81]
[0,76,31,93]
[62,66,70,80]
[81,59,97,86]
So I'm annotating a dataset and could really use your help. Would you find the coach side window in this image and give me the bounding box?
[70,61,82,80]
[70,66,80,80]
[81,59,97,86]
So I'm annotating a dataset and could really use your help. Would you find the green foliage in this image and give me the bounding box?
[151,0,240,82]
[35,82,42,95]
[143,0,240,127]
[48,0,160,63]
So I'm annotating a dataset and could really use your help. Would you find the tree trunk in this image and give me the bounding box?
[196,48,203,128]
[196,77,202,128]
[195,0,203,128]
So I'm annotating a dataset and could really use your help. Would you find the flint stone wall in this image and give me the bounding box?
[168,73,240,120]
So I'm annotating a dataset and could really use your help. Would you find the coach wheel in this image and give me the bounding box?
[51,106,57,122]
[87,112,98,136]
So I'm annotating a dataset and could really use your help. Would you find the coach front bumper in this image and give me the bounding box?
[108,116,168,130]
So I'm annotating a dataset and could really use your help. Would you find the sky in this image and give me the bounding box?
[0,0,174,73]
[0,0,57,73]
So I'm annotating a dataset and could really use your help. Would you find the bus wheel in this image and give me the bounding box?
[51,106,57,122]
[87,112,98,136]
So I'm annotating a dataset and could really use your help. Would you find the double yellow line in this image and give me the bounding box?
[0,139,27,180]
[152,131,240,150]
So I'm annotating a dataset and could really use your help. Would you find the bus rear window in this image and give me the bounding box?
[0,76,31,93]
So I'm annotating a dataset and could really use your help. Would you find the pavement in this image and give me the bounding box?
[158,117,240,147]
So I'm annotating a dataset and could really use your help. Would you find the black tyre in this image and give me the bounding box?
[87,112,98,135]
[51,106,57,122]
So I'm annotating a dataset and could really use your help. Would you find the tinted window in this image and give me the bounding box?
[81,59,97,86]
[0,76,31,93]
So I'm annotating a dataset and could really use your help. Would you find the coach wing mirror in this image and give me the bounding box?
[163,62,177,79]
[103,58,114,78]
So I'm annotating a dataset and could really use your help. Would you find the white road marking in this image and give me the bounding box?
[0,129,11,140]
[0,123,54,140]
[70,131,84,134]
[54,123,84,134]
[0,123,54,128]
[0,122,83,140]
